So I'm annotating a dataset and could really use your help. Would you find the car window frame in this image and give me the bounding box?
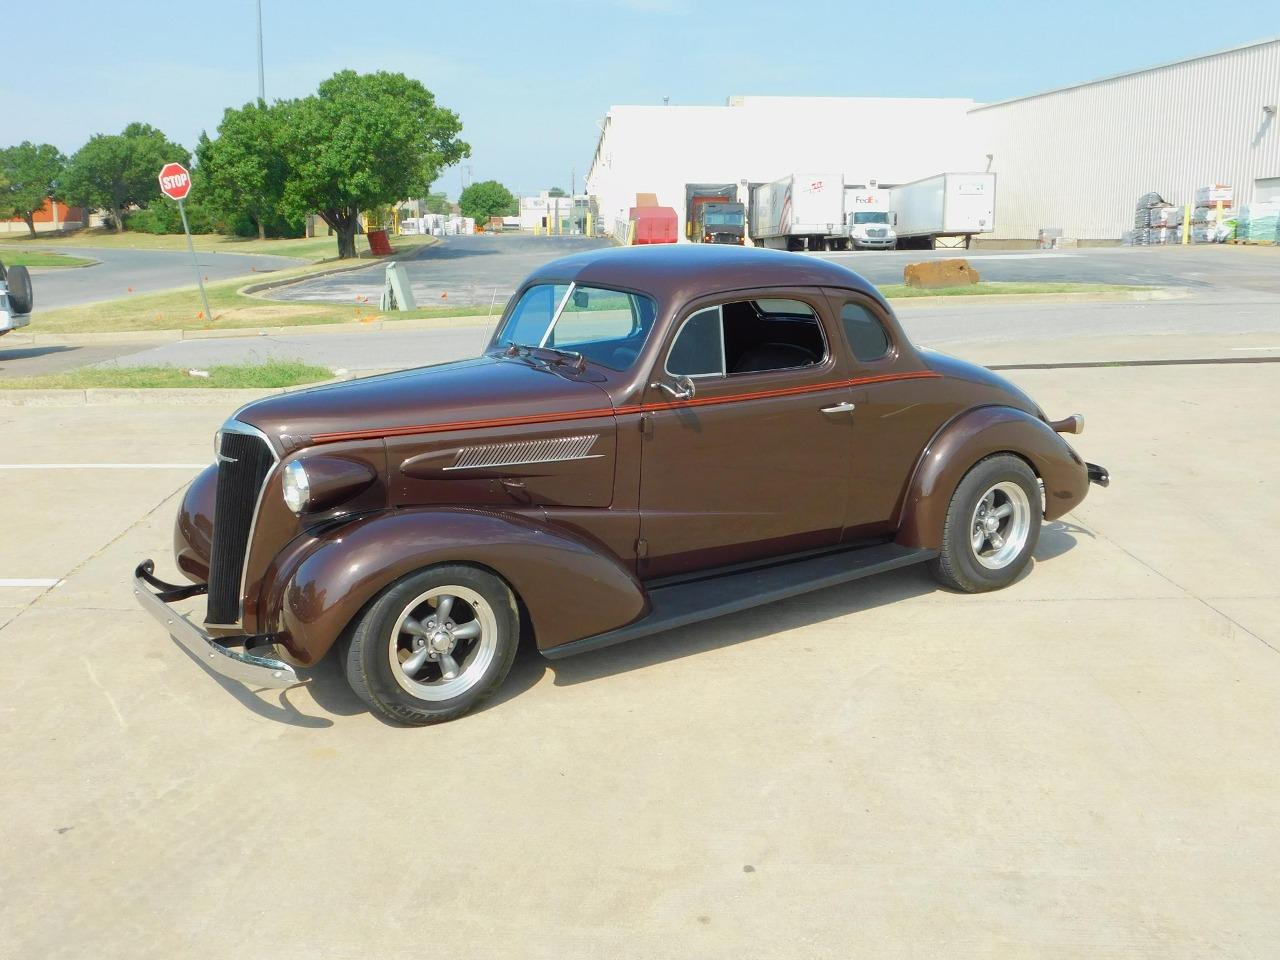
[662,291,833,382]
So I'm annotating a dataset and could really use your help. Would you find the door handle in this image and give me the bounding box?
[820,401,857,414]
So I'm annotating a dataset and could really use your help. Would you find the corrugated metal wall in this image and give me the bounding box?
[973,39,1280,240]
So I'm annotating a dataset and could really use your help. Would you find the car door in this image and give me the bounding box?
[823,288,947,538]
[636,290,855,579]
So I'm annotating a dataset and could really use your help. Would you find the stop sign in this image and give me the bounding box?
[158,162,192,201]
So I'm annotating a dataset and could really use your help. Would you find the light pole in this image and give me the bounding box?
[256,0,266,102]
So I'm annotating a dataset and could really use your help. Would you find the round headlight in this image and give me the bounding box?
[282,460,310,514]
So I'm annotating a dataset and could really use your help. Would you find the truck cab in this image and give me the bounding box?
[844,187,897,250]
[847,210,897,250]
[694,201,745,245]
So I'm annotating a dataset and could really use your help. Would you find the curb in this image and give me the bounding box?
[3,311,496,347]
[0,371,368,407]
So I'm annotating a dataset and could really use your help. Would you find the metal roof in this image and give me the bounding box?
[971,35,1280,112]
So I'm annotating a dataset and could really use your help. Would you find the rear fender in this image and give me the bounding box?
[896,405,1089,550]
[262,508,648,665]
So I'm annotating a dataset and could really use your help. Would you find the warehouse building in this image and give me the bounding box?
[587,36,1280,244]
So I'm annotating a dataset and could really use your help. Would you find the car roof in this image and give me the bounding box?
[523,243,885,308]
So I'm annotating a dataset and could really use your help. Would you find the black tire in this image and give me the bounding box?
[342,564,520,726]
[5,265,33,314]
[930,454,1041,593]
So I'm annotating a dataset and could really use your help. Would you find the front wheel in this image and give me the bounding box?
[342,564,520,725]
[930,455,1041,593]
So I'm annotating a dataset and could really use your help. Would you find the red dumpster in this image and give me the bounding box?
[628,206,678,245]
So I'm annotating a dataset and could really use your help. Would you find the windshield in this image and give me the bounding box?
[493,283,658,371]
[703,211,743,226]
[853,211,889,224]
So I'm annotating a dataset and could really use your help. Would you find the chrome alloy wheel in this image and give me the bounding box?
[388,586,497,701]
[969,480,1033,570]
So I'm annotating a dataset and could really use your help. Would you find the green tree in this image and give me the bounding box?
[278,70,469,258]
[459,180,517,224]
[546,186,567,198]
[0,142,66,237]
[424,192,452,215]
[196,101,288,240]
[62,123,189,232]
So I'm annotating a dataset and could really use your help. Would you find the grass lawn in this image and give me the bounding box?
[1,250,97,268]
[879,281,1145,298]
[2,360,333,390]
[0,228,438,264]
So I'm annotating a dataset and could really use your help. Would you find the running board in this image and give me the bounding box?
[542,542,936,660]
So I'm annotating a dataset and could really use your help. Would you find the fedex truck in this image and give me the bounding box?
[889,173,996,249]
[844,186,897,250]
[750,173,846,251]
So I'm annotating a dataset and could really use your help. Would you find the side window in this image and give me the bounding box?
[723,298,824,374]
[667,307,724,377]
[840,302,892,362]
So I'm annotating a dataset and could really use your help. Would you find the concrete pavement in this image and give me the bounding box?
[0,356,1277,958]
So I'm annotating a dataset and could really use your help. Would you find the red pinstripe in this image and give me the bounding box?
[309,370,942,445]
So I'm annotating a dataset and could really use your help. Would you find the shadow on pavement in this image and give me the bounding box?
[548,521,1082,687]
[199,521,1082,726]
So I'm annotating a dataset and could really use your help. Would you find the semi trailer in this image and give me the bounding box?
[889,172,996,249]
[749,173,847,251]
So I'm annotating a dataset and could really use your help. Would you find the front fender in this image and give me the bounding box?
[262,508,649,665]
[896,405,1089,550]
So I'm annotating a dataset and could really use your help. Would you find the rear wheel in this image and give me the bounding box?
[343,564,520,725]
[930,454,1041,593]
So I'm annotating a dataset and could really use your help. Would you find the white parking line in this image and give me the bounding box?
[0,463,208,469]
[0,578,62,588]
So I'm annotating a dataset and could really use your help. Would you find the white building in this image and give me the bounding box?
[518,192,590,232]
[589,96,983,242]
[587,37,1280,243]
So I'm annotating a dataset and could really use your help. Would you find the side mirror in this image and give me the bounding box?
[573,290,589,308]
[652,374,696,401]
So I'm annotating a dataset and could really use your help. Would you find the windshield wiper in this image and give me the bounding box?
[503,342,586,373]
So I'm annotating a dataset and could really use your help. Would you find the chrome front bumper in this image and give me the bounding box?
[133,560,300,688]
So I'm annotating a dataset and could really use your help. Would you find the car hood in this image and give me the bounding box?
[234,356,615,448]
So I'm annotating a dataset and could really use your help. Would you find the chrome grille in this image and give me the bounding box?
[205,428,275,625]
[445,435,599,471]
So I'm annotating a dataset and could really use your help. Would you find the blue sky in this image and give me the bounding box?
[4,0,1276,199]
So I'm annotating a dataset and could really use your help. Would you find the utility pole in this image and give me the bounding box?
[255,0,265,102]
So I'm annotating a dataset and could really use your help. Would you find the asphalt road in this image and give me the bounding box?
[23,246,306,310]
[267,233,612,308]
[268,234,1280,308]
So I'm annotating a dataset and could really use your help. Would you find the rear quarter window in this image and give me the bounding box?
[840,303,892,362]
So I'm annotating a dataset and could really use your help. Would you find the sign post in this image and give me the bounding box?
[157,162,213,322]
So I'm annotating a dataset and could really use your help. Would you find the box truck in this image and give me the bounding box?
[750,173,846,251]
[889,173,995,249]
[685,183,744,244]
[844,186,897,250]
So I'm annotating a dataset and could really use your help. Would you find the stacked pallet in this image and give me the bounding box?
[1236,203,1280,243]
[1131,192,1177,244]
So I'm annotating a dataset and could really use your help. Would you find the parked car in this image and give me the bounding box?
[135,245,1108,725]
[0,259,34,336]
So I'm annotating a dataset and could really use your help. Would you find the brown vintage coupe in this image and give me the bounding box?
[134,245,1108,725]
